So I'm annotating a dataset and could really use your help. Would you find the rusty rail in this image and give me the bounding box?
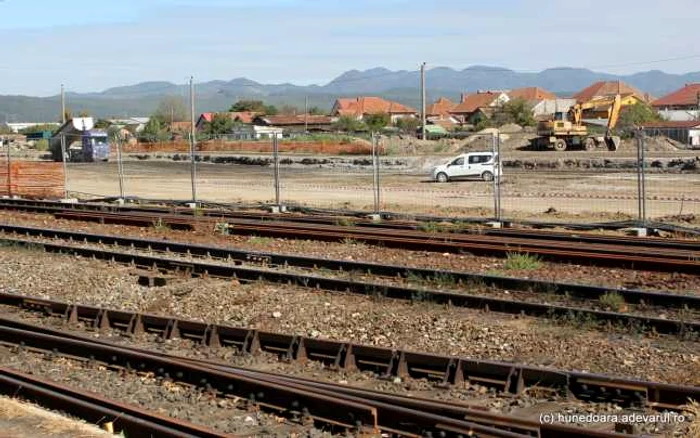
[2,292,697,412]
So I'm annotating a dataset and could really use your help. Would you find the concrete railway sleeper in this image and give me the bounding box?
[1,293,698,412]
[1,236,698,336]
[0,321,533,438]
[0,223,698,311]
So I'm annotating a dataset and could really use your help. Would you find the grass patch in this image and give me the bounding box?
[599,291,626,312]
[503,253,542,271]
[152,218,170,231]
[335,217,356,227]
[248,236,274,245]
[682,399,700,436]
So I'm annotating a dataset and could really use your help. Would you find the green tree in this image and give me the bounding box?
[395,117,420,134]
[202,113,236,136]
[618,102,662,130]
[363,112,391,132]
[19,124,59,135]
[154,96,188,125]
[229,100,278,115]
[332,115,365,133]
[308,106,325,115]
[140,117,170,142]
[493,98,535,127]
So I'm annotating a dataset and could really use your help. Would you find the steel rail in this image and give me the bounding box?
[0,320,526,438]
[2,198,700,251]
[0,199,698,272]
[2,235,698,336]
[2,292,698,411]
[0,366,227,438]
[49,210,700,273]
[0,222,697,311]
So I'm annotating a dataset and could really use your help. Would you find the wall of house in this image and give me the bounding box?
[656,109,700,122]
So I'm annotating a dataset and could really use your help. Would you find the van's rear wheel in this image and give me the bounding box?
[436,172,449,183]
[481,171,494,182]
[553,139,567,152]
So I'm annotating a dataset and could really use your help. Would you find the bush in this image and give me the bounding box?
[35,139,49,151]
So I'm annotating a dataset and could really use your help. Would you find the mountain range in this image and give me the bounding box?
[2,66,700,122]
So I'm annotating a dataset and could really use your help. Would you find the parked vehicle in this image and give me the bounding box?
[431,152,501,183]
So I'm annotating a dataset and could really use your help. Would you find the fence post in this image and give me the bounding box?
[5,139,11,198]
[190,131,197,204]
[636,129,647,225]
[116,136,125,200]
[496,133,502,222]
[640,130,647,225]
[372,133,381,215]
[60,134,69,199]
[491,133,498,221]
[272,135,281,208]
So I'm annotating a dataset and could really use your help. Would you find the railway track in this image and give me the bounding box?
[0,313,607,438]
[0,225,698,336]
[0,300,692,437]
[2,294,698,426]
[0,198,699,272]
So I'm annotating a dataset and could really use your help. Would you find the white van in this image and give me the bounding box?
[431,152,501,182]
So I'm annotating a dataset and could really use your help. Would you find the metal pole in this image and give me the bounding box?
[116,137,125,200]
[372,133,380,214]
[273,135,281,207]
[496,133,502,221]
[491,133,498,221]
[640,131,647,225]
[189,76,197,204]
[61,84,66,124]
[420,62,426,140]
[60,134,69,199]
[304,96,309,134]
[6,139,11,198]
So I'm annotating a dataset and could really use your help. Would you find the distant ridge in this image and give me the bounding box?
[2,66,700,121]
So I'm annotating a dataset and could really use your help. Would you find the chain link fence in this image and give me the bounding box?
[2,131,699,229]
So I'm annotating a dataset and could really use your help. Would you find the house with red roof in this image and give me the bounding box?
[641,120,700,147]
[449,91,509,124]
[651,83,700,121]
[331,97,417,123]
[195,111,258,130]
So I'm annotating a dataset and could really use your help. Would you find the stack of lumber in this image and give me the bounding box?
[0,161,65,198]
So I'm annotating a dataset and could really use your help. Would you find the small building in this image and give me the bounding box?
[642,121,700,147]
[426,97,460,128]
[106,117,150,133]
[253,114,333,134]
[49,117,110,162]
[532,99,577,120]
[331,97,417,123]
[449,91,509,124]
[1,122,60,134]
[651,83,700,121]
[195,112,258,130]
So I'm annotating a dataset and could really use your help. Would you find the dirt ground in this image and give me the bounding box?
[64,158,700,223]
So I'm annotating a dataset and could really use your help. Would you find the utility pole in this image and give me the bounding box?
[61,84,66,124]
[189,76,197,204]
[420,62,426,140]
[304,96,309,134]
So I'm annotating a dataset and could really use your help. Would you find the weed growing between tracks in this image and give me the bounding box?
[248,236,274,245]
[503,253,542,270]
[682,399,700,436]
[151,218,170,231]
[599,292,627,312]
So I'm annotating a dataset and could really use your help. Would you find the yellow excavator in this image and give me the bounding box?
[535,94,622,152]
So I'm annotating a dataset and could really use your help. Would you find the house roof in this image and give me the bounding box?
[199,111,258,124]
[651,83,700,107]
[257,114,333,126]
[426,97,457,116]
[171,121,192,132]
[450,92,504,114]
[574,81,651,103]
[507,87,556,101]
[334,97,416,117]
[641,120,700,129]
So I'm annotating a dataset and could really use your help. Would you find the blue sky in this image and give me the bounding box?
[0,0,698,96]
